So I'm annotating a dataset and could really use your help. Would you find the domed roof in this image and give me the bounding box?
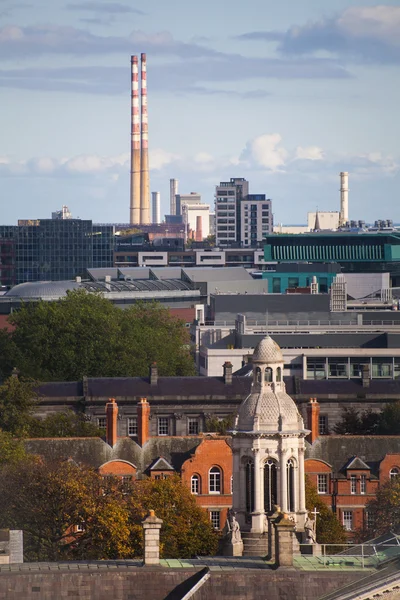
[5,281,81,299]
[236,388,303,433]
[252,336,283,364]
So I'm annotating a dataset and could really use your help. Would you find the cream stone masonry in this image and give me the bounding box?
[231,336,309,539]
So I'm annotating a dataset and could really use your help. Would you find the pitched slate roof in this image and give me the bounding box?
[306,436,400,478]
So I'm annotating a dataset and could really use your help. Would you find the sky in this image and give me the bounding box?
[0,0,399,225]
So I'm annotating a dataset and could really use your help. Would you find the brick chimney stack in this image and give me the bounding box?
[105,398,118,447]
[307,398,320,444]
[223,361,233,385]
[362,364,370,388]
[150,362,158,386]
[137,397,150,446]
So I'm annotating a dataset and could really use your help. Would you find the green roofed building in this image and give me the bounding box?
[263,232,400,285]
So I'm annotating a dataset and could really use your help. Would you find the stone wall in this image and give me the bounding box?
[0,568,364,600]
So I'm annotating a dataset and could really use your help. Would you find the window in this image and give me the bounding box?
[317,474,328,494]
[350,475,357,495]
[287,459,295,512]
[210,511,220,530]
[264,460,278,513]
[372,358,393,378]
[128,417,137,436]
[272,278,281,293]
[365,511,374,530]
[155,474,169,480]
[287,277,299,289]
[343,511,353,531]
[360,475,366,494]
[390,468,400,479]
[319,415,328,435]
[158,417,169,436]
[97,417,106,429]
[328,358,348,378]
[307,359,326,380]
[191,474,200,494]
[209,466,221,494]
[188,417,199,435]
[246,460,254,514]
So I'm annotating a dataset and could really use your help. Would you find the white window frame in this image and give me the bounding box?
[350,475,357,495]
[209,467,221,494]
[390,468,400,479]
[158,417,169,436]
[191,474,200,495]
[97,417,106,429]
[210,510,220,530]
[127,417,137,436]
[318,415,328,435]
[360,474,366,495]
[317,474,328,494]
[343,511,353,531]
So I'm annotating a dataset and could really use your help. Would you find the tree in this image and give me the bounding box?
[375,402,400,435]
[0,460,132,561]
[305,477,347,545]
[362,476,400,539]
[205,414,235,435]
[2,290,195,381]
[27,411,103,438]
[333,404,399,435]
[0,376,39,436]
[126,476,218,558]
[0,430,28,465]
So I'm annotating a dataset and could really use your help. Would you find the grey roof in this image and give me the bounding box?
[81,279,194,293]
[118,267,151,280]
[184,267,253,282]
[306,436,400,477]
[24,436,202,478]
[150,267,183,280]
[5,281,80,299]
[86,268,119,281]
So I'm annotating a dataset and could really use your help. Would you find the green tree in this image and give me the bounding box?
[0,376,38,436]
[27,411,103,438]
[3,290,195,381]
[205,414,235,435]
[0,430,28,465]
[126,476,218,558]
[0,460,132,561]
[362,476,400,538]
[375,402,400,435]
[305,477,347,545]
[333,404,399,435]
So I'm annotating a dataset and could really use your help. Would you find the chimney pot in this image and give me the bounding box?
[307,398,320,444]
[137,397,150,446]
[105,398,118,447]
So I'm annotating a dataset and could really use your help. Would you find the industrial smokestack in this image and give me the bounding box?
[340,171,349,226]
[129,56,140,225]
[140,53,150,224]
[170,179,178,215]
[196,215,203,242]
[152,191,161,224]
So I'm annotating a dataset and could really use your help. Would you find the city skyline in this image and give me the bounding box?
[0,0,399,224]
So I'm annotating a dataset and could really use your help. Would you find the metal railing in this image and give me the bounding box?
[299,538,400,569]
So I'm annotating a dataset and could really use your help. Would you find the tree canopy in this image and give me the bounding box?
[0,461,218,561]
[0,376,39,436]
[305,477,347,545]
[0,290,195,381]
[333,403,400,435]
[362,476,400,539]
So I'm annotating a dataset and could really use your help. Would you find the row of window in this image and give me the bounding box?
[317,469,399,495]
[307,357,400,380]
[97,416,200,436]
[191,468,232,495]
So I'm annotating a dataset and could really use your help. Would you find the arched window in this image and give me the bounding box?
[256,367,262,383]
[265,367,273,382]
[287,459,295,512]
[390,468,400,479]
[264,459,278,514]
[209,466,221,494]
[245,460,254,514]
[276,367,282,382]
[191,474,200,495]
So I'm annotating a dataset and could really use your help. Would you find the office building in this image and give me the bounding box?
[240,194,272,246]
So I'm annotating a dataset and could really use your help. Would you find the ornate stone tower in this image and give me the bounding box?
[231,336,309,535]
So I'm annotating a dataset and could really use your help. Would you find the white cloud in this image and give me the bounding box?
[294,146,324,161]
[241,133,289,171]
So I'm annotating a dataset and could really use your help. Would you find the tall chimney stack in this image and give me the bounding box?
[105,398,118,447]
[339,171,349,226]
[130,56,140,225]
[140,53,150,224]
[196,215,203,242]
[152,191,161,224]
[170,179,178,216]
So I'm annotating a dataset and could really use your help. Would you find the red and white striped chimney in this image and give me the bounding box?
[140,53,150,224]
[129,56,141,225]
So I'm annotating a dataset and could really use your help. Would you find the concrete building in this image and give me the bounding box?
[307,211,340,231]
[215,178,273,247]
[176,192,202,216]
[151,192,161,224]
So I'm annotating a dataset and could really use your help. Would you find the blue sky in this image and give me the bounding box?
[0,0,399,224]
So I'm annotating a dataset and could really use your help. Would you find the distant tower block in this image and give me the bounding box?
[130,55,141,225]
[170,179,178,216]
[340,172,349,226]
[152,191,161,224]
[140,53,151,224]
[196,215,203,241]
